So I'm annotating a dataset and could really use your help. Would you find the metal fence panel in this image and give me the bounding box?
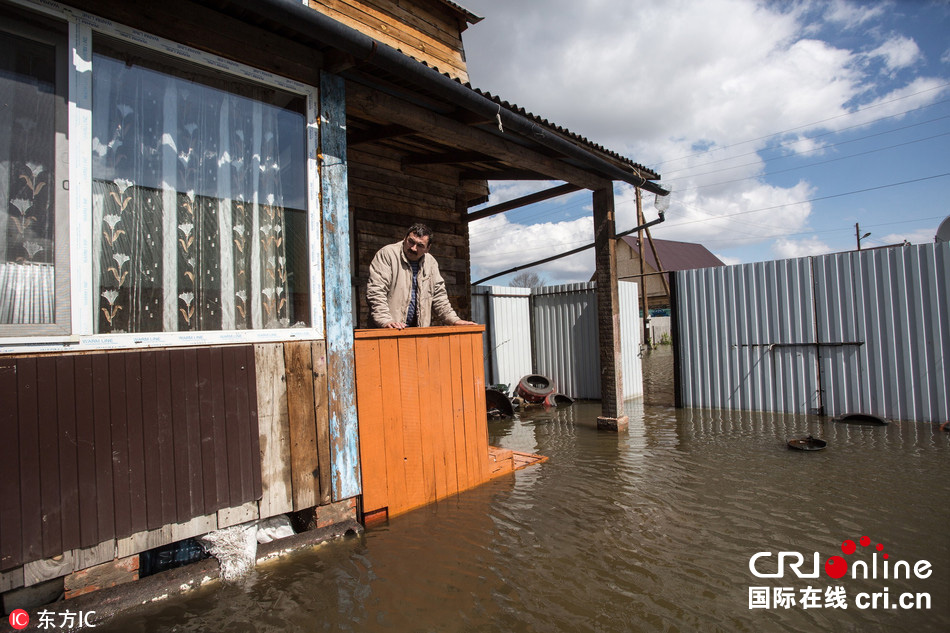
[471,286,533,391]
[676,243,949,423]
[473,282,643,401]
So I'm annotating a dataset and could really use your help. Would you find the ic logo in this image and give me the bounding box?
[8,609,29,630]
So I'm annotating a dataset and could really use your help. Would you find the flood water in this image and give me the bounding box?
[98,347,948,632]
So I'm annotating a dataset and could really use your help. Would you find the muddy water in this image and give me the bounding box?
[98,352,948,632]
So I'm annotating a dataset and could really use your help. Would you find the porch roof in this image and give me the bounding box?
[211,0,665,197]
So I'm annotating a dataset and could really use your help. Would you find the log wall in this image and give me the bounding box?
[349,143,483,328]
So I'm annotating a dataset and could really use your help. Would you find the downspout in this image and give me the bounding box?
[224,0,669,195]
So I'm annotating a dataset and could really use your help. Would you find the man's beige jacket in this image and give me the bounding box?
[366,241,460,327]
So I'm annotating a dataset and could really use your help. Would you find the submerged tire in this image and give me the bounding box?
[516,374,556,402]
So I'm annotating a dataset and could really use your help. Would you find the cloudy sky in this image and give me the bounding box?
[457,0,950,285]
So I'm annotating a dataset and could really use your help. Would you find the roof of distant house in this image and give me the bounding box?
[620,237,725,272]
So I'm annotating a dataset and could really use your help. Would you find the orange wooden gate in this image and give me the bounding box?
[353,326,490,520]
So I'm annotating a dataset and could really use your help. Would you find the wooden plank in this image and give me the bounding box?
[0,358,22,570]
[197,348,220,516]
[138,352,165,530]
[181,348,206,520]
[56,357,81,552]
[222,346,249,505]
[457,333,481,488]
[354,338,388,515]
[170,350,194,521]
[397,337,424,513]
[379,337,408,514]
[73,356,98,548]
[284,341,319,510]
[244,345,263,502]
[448,334,470,492]
[311,340,332,506]
[153,351,177,526]
[435,335,459,498]
[123,353,147,536]
[415,337,439,505]
[107,354,131,541]
[255,344,293,518]
[16,358,42,563]
[36,358,63,558]
[322,71,362,501]
[90,355,116,544]
[468,332,491,480]
[208,347,230,510]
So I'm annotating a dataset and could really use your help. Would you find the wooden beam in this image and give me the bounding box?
[465,183,581,222]
[349,124,416,147]
[402,151,497,167]
[346,82,610,190]
[459,169,551,181]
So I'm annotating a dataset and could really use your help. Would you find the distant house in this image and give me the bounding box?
[616,237,724,308]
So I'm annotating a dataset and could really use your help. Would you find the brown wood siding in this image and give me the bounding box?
[0,346,262,572]
[354,326,489,519]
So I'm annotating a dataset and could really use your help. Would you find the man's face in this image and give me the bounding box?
[402,232,431,262]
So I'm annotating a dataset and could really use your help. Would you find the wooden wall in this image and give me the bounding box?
[307,0,471,81]
[0,346,261,574]
[354,326,489,520]
[349,142,484,328]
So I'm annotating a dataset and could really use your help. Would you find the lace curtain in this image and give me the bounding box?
[91,43,307,334]
[0,30,57,324]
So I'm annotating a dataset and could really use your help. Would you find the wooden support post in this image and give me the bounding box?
[636,188,652,349]
[592,187,627,430]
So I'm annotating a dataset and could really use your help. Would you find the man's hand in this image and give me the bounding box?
[452,319,476,326]
[384,321,406,330]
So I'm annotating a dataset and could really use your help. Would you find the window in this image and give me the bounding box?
[91,38,311,334]
[0,12,70,335]
[0,1,320,346]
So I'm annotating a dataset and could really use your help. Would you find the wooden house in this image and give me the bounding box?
[0,0,664,606]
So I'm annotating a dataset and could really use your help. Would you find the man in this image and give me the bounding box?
[367,223,476,329]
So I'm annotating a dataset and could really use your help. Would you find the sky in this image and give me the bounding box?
[457,0,950,285]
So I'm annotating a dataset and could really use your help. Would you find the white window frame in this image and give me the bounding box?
[1,0,325,353]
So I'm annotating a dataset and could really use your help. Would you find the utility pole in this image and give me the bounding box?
[855,223,871,251]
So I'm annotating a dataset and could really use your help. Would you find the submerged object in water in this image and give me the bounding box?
[833,412,889,425]
[516,374,556,402]
[486,388,515,418]
[787,436,827,451]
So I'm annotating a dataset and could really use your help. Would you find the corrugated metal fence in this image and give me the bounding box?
[674,243,949,423]
[472,281,642,400]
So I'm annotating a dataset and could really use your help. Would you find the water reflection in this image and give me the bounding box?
[98,386,949,632]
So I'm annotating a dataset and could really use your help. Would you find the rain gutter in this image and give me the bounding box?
[224,0,669,195]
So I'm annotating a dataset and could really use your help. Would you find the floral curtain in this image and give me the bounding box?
[91,42,307,334]
[0,30,57,324]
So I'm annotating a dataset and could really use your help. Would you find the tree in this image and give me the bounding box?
[509,271,545,288]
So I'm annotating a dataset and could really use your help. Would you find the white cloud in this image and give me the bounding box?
[868,36,922,73]
[875,227,940,246]
[460,0,947,278]
[772,236,833,259]
[823,0,889,28]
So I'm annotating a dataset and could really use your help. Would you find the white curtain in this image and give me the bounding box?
[0,30,57,324]
[91,45,298,333]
